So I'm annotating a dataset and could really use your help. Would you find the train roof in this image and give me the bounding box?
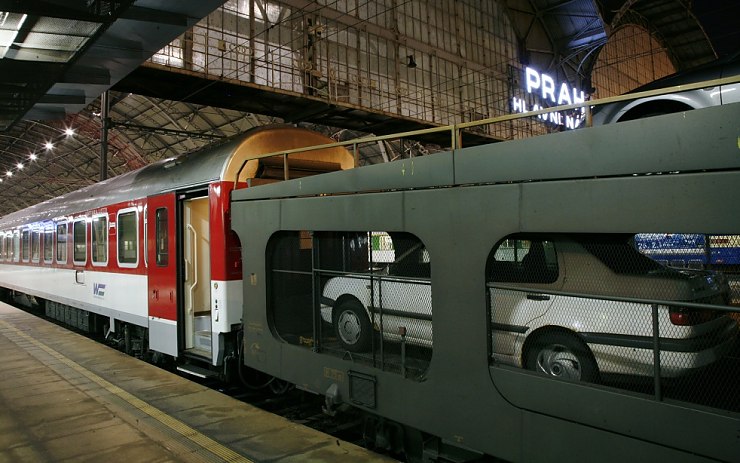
[0,126,353,229]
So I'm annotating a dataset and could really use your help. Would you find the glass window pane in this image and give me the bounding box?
[56,223,67,262]
[73,221,86,263]
[91,216,107,263]
[117,211,138,264]
[21,230,30,261]
[43,230,53,262]
[155,208,168,266]
[31,231,40,261]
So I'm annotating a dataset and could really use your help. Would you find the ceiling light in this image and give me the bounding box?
[16,162,23,170]
[65,128,75,137]
[6,171,12,177]
[45,141,54,150]
[29,153,37,161]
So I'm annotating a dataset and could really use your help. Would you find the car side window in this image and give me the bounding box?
[489,236,558,284]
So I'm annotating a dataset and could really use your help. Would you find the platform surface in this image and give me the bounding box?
[0,302,394,462]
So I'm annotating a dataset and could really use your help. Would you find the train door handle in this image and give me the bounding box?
[75,270,85,284]
[526,293,550,301]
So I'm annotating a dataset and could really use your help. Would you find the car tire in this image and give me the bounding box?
[333,299,373,352]
[526,331,599,382]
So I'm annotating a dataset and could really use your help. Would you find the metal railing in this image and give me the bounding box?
[488,283,739,411]
[233,74,740,188]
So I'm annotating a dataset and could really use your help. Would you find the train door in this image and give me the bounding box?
[182,195,212,358]
[147,193,178,357]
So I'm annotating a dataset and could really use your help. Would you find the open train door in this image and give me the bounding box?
[146,193,178,357]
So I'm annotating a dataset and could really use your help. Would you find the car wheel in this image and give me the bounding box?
[333,299,372,352]
[526,332,599,382]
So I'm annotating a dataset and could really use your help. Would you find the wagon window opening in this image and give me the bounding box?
[117,210,138,266]
[486,232,737,411]
[56,222,67,263]
[73,220,86,264]
[43,228,53,263]
[21,229,30,261]
[91,215,108,264]
[267,230,432,381]
[155,208,168,266]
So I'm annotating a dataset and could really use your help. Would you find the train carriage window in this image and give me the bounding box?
[91,215,108,265]
[0,233,5,260]
[31,230,41,262]
[73,220,86,264]
[155,208,168,266]
[43,228,53,263]
[56,222,67,263]
[117,209,138,267]
[21,229,30,262]
[13,230,19,262]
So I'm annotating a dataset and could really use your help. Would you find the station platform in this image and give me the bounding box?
[0,302,394,463]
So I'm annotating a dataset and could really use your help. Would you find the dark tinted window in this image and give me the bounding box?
[73,220,86,263]
[91,216,107,264]
[21,229,30,261]
[56,223,67,262]
[43,229,53,262]
[488,236,558,284]
[155,208,168,266]
[117,211,137,265]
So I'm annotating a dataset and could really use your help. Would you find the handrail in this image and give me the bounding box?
[186,223,198,315]
[231,73,740,187]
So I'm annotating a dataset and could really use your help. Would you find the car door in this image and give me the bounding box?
[489,238,562,356]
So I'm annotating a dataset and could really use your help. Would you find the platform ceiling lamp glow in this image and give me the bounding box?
[65,128,75,137]
[45,141,54,150]
[16,162,23,170]
[29,153,37,161]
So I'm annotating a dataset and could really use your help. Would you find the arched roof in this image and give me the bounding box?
[0,0,737,217]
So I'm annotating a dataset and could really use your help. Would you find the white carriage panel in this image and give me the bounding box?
[148,317,178,356]
[84,270,148,320]
[0,265,148,326]
[211,279,243,334]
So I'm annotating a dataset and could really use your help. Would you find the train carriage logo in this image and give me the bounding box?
[93,283,106,298]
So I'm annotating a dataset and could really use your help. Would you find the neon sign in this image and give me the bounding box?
[511,67,586,129]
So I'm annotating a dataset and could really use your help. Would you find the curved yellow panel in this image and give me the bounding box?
[224,126,355,184]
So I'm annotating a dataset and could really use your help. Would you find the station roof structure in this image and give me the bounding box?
[0,0,737,216]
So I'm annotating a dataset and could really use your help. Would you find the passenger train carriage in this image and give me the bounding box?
[0,126,353,369]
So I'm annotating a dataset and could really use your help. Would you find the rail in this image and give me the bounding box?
[232,73,740,188]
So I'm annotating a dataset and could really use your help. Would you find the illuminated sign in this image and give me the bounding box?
[511,67,586,129]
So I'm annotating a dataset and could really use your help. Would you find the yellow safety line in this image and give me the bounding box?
[0,319,254,463]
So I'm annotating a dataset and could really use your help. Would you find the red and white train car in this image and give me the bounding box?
[0,126,353,370]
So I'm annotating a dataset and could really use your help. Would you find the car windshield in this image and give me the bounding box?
[576,234,665,275]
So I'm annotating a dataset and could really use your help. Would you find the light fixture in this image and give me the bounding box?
[29,153,37,161]
[65,128,75,137]
[45,141,54,150]
[16,162,23,170]
[6,171,12,177]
